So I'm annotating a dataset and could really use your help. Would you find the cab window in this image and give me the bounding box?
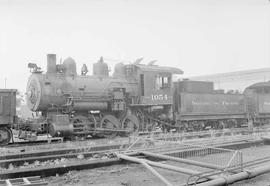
[155,75,171,90]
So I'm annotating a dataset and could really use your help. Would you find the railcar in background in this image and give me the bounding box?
[244,82,270,126]
[0,89,16,145]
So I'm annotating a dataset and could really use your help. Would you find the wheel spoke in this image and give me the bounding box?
[0,127,11,146]
[122,114,139,135]
[100,115,120,138]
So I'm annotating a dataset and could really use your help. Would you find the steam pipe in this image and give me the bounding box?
[197,163,270,186]
[140,161,173,186]
[117,154,173,186]
[147,159,201,175]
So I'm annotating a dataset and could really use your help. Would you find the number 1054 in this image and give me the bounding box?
[151,94,168,100]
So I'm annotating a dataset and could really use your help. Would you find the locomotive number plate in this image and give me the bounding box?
[151,94,168,101]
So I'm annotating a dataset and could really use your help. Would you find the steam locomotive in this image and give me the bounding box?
[1,54,270,145]
[25,54,183,138]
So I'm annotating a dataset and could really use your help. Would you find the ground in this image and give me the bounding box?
[46,164,188,186]
[232,174,270,186]
[45,144,270,186]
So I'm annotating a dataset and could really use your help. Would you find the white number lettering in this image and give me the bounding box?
[151,94,168,100]
[164,94,168,100]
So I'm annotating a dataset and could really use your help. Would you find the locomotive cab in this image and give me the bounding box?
[131,64,183,106]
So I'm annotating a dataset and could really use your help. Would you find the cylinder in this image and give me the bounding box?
[47,54,56,74]
[49,115,73,137]
[73,102,108,111]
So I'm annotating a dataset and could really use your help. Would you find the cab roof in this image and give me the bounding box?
[134,64,183,74]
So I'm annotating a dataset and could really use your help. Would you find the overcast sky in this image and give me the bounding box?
[0,0,270,92]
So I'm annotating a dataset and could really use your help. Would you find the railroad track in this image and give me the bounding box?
[5,127,267,149]
[0,137,259,169]
[0,131,264,179]
[1,127,262,162]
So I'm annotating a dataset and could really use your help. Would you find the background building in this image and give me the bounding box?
[188,68,270,93]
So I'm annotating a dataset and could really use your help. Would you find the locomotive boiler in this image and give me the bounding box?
[27,55,132,112]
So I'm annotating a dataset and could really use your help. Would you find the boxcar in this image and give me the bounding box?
[244,82,270,125]
[0,89,16,145]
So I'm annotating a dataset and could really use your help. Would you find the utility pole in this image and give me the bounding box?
[4,78,7,88]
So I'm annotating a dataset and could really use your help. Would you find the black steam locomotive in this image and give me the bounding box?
[25,54,183,138]
[0,54,270,145]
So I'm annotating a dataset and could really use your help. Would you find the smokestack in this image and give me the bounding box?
[47,54,56,73]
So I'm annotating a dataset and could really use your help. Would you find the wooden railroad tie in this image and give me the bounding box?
[0,176,47,186]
